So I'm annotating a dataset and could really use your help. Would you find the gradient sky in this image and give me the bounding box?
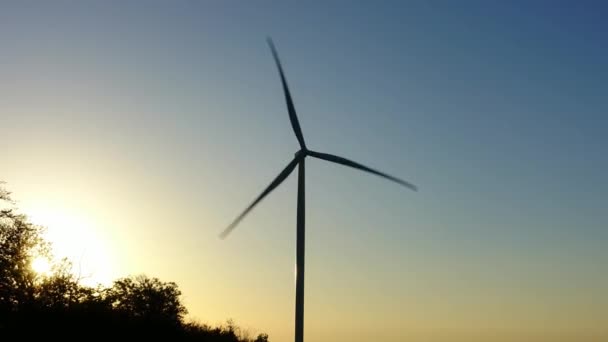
[1,1,607,341]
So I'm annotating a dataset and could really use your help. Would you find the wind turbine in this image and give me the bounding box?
[220,38,417,342]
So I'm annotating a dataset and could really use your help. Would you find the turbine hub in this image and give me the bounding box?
[295,149,308,159]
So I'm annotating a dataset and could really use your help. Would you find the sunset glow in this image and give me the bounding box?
[26,206,116,286]
[31,256,51,276]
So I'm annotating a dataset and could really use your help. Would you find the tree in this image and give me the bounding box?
[34,258,103,310]
[106,275,187,323]
[0,189,49,313]
[1,183,270,341]
[0,184,87,314]
[254,333,269,342]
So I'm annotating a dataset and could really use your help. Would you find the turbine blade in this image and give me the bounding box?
[220,157,300,239]
[267,38,307,149]
[308,150,418,192]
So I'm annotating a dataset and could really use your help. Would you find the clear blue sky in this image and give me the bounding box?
[1,1,607,341]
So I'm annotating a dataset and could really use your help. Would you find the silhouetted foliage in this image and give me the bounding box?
[0,184,269,341]
[106,275,187,323]
[0,198,48,313]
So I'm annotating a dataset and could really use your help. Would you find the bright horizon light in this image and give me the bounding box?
[25,205,117,287]
[31,256,51,276]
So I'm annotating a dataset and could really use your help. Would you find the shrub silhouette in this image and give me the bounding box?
[0,183,268,341]
[106,275,187,323]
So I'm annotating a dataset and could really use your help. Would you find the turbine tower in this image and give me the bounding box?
[220,38,417,342]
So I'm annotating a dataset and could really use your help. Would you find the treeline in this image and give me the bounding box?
[0,184,268,341]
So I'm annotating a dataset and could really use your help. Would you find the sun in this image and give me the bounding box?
[25,206,117,287]
[31,256,51,276]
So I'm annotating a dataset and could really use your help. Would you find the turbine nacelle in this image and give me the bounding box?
[294,149,308,160]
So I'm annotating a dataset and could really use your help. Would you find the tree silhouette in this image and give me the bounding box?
[0,195,48,313]
[35,259,99,310]
[0,183,270,341]
[106,275,187,323]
